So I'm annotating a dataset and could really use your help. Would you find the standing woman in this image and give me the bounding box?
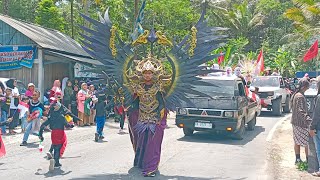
[70,85,79,125]
[49,80,62,103]
[77,83,90,126]
[88,85,97,125]
[6,79,20,135]
[63,80,73,110]
[291,78,312,164]
[310,78,320,176]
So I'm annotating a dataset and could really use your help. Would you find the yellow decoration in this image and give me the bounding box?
[132,30,150,46]
[65,115,73,123]
[160,108,165,119]
[189,26,197,57]
[156,31,173,46]
[110,26,117,57]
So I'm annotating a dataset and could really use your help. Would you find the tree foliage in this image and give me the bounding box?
[35,0,66,32]
[1,0,319,75]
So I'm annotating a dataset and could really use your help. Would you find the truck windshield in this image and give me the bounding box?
[191,79,235,97]
[251,77,280,87]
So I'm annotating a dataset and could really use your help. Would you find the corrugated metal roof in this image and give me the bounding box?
[0,14,91,59]
[46,50,102,65]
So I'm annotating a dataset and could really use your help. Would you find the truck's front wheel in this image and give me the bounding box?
[272,98,282,116]
[183,128,194,136]
[283,96,291,113]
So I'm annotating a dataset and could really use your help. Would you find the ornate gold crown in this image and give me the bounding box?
[136,55,162,73]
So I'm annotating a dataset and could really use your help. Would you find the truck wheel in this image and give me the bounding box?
[283,96,291,113]
[247,115,256,131]
[272,98,282,116]
[232,120,245,140]
[183,128,194,136]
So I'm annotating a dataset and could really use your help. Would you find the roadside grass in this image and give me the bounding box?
[296,161,308,171]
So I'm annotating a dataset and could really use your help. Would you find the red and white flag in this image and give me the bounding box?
[0,132,6,158]
[254,49,264,76]
[303,40,318,62]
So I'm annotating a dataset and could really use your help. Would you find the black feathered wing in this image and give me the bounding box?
[80,9,134,105]
[165,10,227,111]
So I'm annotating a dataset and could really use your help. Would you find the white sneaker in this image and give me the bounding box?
[46,152,53,160]
[49,159,55,171]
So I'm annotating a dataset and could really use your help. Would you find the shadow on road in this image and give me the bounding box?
[177,126,265,146]
[35,168,72,178]
[70,167,236,180]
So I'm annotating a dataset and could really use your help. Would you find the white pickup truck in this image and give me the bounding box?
[251,76,291,116]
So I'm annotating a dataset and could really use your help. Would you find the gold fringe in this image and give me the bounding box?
[110,26,117,57]
[189,26,197,57]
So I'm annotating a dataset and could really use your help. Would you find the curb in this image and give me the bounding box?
[266,113,292,142]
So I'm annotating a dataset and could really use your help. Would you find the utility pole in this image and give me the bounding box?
[134,0,139,20]
[83,0,90,34]
[71,0,74,38]
[3,0,9,15]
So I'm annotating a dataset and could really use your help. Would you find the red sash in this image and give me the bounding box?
[51,129,67,157]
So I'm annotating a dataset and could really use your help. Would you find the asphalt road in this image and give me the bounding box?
[0,111,287,180]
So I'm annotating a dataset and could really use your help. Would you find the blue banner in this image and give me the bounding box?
[0,46,37,70]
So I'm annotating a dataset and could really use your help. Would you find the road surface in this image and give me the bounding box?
[0,111,287,180]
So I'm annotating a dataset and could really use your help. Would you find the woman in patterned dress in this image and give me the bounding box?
[291,78,312,164]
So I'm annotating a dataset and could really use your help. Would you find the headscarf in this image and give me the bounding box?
[79,83,88,95]
[6,79,16,89]
[291,77,310,103]
[61,77,69,93]
[51,80,62,92]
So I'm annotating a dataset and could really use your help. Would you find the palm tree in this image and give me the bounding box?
[207,0,265,51]
[284,0,320,37]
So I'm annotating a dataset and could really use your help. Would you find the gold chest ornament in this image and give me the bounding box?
[135,83,161,123]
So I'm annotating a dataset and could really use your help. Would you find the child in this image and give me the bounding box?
[39,101,73,170]
[18,97,30,133]
[45,99,80,159]
[0,88,12,135]
[94,93,111,142]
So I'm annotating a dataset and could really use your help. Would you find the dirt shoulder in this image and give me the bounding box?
[268,116,318,180]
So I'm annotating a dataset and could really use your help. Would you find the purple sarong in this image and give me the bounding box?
[129,111,167,176]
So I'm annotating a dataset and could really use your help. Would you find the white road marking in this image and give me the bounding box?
[266,114,292,142]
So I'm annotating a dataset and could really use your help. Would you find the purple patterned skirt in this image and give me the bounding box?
[128,110,167,176]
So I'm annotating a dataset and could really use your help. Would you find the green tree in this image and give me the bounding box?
[35,0,66,32]
[208,0,265,52]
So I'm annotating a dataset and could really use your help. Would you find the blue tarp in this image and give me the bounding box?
[296,71,320,78]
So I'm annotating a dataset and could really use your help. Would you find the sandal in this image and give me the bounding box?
[312,171,320,177]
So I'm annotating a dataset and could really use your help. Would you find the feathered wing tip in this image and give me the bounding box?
[165,7,227,110]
